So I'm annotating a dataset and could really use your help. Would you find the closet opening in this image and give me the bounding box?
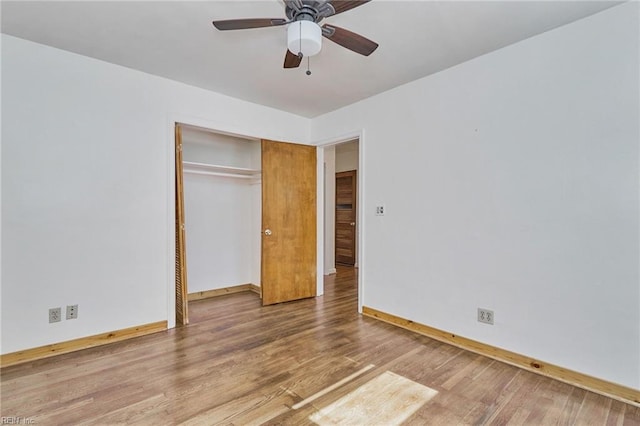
[174,123,319,324]
[175,123,262,325]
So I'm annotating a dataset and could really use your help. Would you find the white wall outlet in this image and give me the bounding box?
[66,304,78,320]
[375,205,385,216]
[477,308,494,325]
[49,307,62,323]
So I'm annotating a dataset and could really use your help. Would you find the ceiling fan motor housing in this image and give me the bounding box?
[284,0,335,23]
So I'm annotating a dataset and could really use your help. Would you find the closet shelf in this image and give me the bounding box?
[183,161,261,179]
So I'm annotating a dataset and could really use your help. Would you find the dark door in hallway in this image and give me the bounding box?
[335,170,356,266]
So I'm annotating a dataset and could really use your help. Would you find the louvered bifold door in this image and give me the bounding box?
[175,124,189,325]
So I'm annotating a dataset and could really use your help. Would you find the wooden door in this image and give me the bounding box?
[335,170,357,266]
[174,124,189,325]
[261,140,317,305]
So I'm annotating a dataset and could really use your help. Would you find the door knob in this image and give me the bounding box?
[264,229,272,236]
[350,222,356,226]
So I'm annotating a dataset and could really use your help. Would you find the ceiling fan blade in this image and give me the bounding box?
[328,0,372,15]
[284,49,302,68]
[322,24,378,56]
[212,18,287,31]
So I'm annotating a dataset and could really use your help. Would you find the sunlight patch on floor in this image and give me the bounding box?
[309,371,438,425]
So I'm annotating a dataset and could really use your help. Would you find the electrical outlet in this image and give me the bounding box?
[477,308,494,325]
[49,307,62,323]
[375,205,385,216]
[66,304,78,320]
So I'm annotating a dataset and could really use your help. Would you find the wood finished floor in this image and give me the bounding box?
[1,266,639,425]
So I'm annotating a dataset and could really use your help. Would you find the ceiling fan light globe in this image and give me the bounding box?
[287,21,322,57]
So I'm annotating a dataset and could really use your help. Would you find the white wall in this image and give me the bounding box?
[324,146,336,275]
[311,3,639,389]
[182,128,261,168]
[1,35,309,354]
[250,181,262,288]
[181,128,260,293]
[335,140,359,173]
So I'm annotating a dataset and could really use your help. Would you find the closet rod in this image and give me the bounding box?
[183,169,255,179]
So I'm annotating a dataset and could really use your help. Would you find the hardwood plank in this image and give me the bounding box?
[309,371,437,425]
[181,389,295,426]
[1,267,638,424]
[363,306,640,406]
[0,321,167,367]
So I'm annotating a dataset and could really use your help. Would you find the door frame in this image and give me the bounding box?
[316,130,365,313]
[165,114,329,328]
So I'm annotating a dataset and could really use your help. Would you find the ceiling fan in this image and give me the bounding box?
[212,0,378,69]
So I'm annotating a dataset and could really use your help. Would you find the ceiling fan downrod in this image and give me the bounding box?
[285,0,335,24]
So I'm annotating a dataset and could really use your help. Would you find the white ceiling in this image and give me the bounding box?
[1,1,621,118]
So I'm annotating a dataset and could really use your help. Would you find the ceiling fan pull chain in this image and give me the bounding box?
[298,21,303,57]
[300,21,311,75]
